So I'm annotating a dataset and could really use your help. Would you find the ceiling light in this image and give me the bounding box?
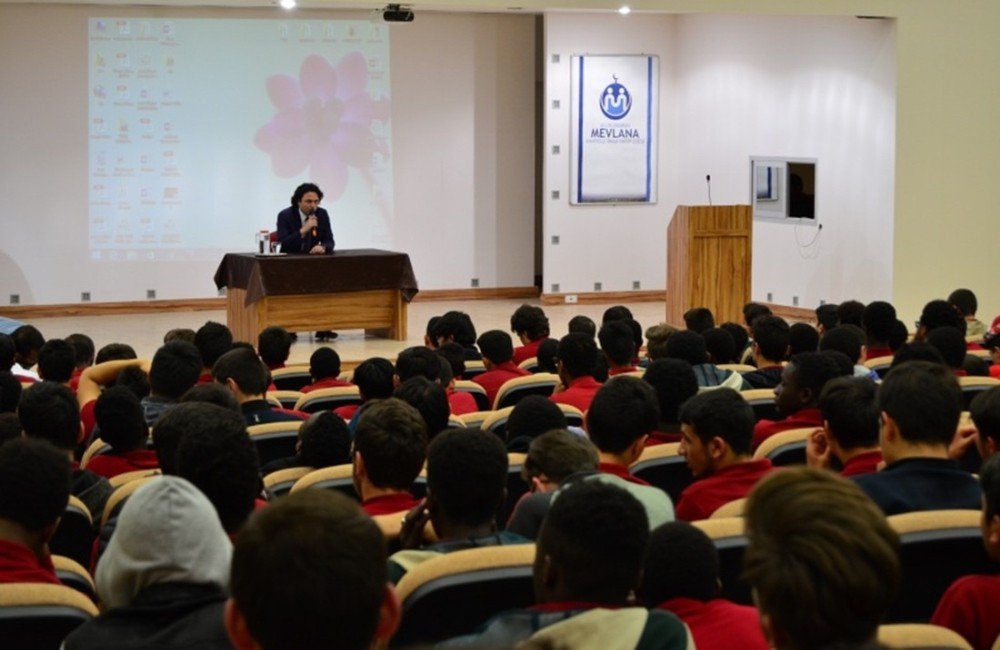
[618,6,631,15]
[279,0,296,9]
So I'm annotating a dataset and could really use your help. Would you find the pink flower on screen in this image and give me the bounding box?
[254,53,390,200]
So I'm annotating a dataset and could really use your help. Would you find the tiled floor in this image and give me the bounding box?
[21,299,672,364]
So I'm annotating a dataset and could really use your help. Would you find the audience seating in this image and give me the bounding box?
[481,407,515,439]
[265,394,283,409]
[751,426,813,466]
[49,495,95,568]
[877,623,973,649]
[52,555,97,602]
[885,509,992,623]
[710,497,747,519]
[453,380,490,411]
[719,363,756,373]
[371,512,438,554]
[101,475,159,527]
[79,439,112,469]
[0,583,98,650]
[493,373,560,410]
[392,544,536,647]
[270,390,304,409]
[691,516,752,605]
[456,411,491,429]
[958,376,1000,410]
[629,443,693,504]
[740,388,779,422]
[864,355,895,379]
[247,421,302,467]
[107,469,161,489]
[289,463,359,501]
[293,386,362,413]
[461,360,487,380]
[517,357,539,373]
[447,415,466,429]
[270,365,312,391]
[498,453,529,527]
[262,466,313,499]
[557,403,585,427]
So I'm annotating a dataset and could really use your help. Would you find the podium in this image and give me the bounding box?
[666,205,752,327]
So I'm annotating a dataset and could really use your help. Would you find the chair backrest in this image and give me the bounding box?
[79,439,112,469]
[711,497,747,519]
[885,509,992,623]
[447,416,466,429]
[719,363,756,373]
[270,365,312,391]
[751,426,813,465]
[107,468,162,489]
[293,386,363,413]
[52,555,97,602]
[517,357,540,373]
[629,443,693,504]
[371,512,439,555]
[740,388,779,422]
[481,406,515,439]
[556,403,585,427]
[265,394,282,409]
[877,623,973,649]
[958,376,1000,410]
[102,475,159,527]
[498,453,529,527]
[49,495,95,569]
[864,354,895,379]
[289,463,359,501]
[691,517,751,605]
[247,421,303,467]
[270,389,305,409]
[0,582,98,649]
[461,360,487,380]
[262,466,314,499]
[457,411,492,430]
[393,544,536,646]
[494,373,559,410]
[453,380,491,411]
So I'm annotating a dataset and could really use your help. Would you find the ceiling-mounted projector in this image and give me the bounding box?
[383,4,414,22]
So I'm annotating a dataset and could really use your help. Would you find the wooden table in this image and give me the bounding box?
[213,249,418,342]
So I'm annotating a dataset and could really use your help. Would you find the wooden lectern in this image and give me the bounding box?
[666,205,752,327]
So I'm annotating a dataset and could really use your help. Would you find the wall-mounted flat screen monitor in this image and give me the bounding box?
[751,157,816,222]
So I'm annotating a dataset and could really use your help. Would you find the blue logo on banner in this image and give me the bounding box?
[600,75,632,120]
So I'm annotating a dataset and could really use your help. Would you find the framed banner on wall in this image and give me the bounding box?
[570,54,659,204]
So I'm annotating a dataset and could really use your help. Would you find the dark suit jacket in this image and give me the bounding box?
[276,205,335,254]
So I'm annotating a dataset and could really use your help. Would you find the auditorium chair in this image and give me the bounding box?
[79,439,112,469]
[452,380,490,411]
[498,453,529,527]
[718,363,756,373]
[0,583,98,650]
[49,495,95,568]
[864,354,895,379]
[269,365,312,391]
[461,360,487,380]
[751,427,813,466]
[391,544,536,647]
[293,386,362,413]
[885,509,992,623]
[691,516,752,605]
[493,373,560,410]
[262,466,313,499]
[107,468,161,489]
[457,411,491,430]
[710,497,747,519]
[265,395,283,409]
[371,512,439,555]
[52,555,97,602]
[629,443,693,505]
[877,623,972,649]
[289,463,359,501]
[481,406,516,439]
[269,389,304,409]
[447,416,465,429]
[101,475,159,527]
[247,421,302,467]
[740,388,779,422]
[517,356,539,373]
[958,376,1000,410]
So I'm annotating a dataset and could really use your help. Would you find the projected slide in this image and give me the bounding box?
[88,18,392,262]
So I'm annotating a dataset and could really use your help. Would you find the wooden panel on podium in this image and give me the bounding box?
[667,205,752,327]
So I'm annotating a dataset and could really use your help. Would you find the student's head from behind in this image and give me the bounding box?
[948,288,978,318]
[890,341,946,369]
[175,404,260,534]
[556,333,598,381]
[926,326,967,370]
[115,365,151,400]
[743,302,772,329]
[95,342,138,364]
[643,358,698,427]
[436,343,466,381]
[510,304,550,342]
[426,429,508,535]
[702,327,736,365]
[95,385,148,453]
[0,437,71,546]
[394,346,440,383]
[862,301,897,346]
[353,398,427,492]
[522,429,598,492]
[64,333,95,370]
[665,330,707,366]
[645,323,679,361]
[18,381,81,451]
[751,315,790,364]
[535,480,648,605]
[507,396,567,445]
[889,319,910,352]
[979,453,1000,562]
[836,300,865,328]
[815,303,840,332]
[602,305,633,324]
[720,322,749,359]
[587,377,658,460]
[297,411,351,468]
[150,341,202,400]
[476,330,515,366]
[180,382,241,412]
[226,489,399,650]
[35,339,75,384]
[641,521,720,606]
[679,388,754,477]
[598,320,636,367]
[970,386,1000,458]
[787,322,820,356]
[308,346,341,381]
[353,357,395,402]
[0,334,15,372]
[393,376,450,441]
[568,315,597,338]
[432,311,477,348]
[257,326,292,368]
[536,338,559,374]
[0,373,22,414]
[775,352,841,417]
[153,402,233,474]
[744,468,899,650]
[819,377,880,452]
[212,347,269,399]
[683,307,715,334]
[879,361,962,462]
[819,324,866,364]
[12,325,44,369]
[918,299,965,339]
[194,321,234,369]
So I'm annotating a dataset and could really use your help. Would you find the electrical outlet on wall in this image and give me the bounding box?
[565,294,578,304]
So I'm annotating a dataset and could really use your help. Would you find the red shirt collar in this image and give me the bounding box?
[530,601,621,613]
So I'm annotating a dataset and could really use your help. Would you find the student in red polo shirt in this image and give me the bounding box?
[194,321,234,385]
[549,333,602,413]
[66,333,95,392]
[676,389,775,521]
[300,347,353,393]
[510,304,550,365]
[353,398,426,517]
[598,320,640,376]
[806,377,883,477]
[0,438,70,585]
[86,386,160,479]
[472,330,530,407]
[642,359,698,445]
[862,301,897,360]
[752,352,842,451]
[257,326,292,371]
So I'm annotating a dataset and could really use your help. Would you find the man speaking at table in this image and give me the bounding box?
[276,182,338,340]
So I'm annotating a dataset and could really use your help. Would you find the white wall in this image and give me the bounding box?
[542,12,896,310]
[0,6,537,304]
